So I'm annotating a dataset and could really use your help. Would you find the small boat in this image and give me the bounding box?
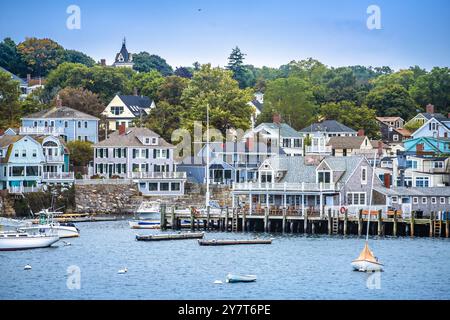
[20,209,80,239]
[136,232,204,241]
[351,242,383,272]
[198,239,273,246]
[136,201,160,220]
[226,274,257,283]
[0,231,60,251]
[128,220,160,229]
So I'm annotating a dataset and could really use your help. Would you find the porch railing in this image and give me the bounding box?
[19,127,65,136]
[42,172,75,181]
[233,182,341,192]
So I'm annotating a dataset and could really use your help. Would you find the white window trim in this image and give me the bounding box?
[391,196,398,204]
[413,197,419,204]
[361,166,368,185]
[440,197,445,204]
[431,197,437,204]
[422,197,427,204]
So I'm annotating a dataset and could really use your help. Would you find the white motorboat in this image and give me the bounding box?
[136,201,160,220]
[20,208,80,239]
[0,231,60,251]
[128,220,160,229]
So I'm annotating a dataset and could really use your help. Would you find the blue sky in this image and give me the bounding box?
[1,0,449,70]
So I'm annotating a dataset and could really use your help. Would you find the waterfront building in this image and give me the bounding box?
[299,120,357,155]
[92,126,186,196]
[21,98,99,143]
[0,134,73,193]
[232,155,384,216]
[102,94,155,131]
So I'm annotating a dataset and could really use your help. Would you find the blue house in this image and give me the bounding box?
[21,99,99,143]
[404,137,450,154]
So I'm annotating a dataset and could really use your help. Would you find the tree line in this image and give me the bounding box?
[1,37,449,140]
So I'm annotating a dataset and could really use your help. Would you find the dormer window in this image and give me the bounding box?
[317,171,331,183]
[152,137,157,145]
[145,138,150,144]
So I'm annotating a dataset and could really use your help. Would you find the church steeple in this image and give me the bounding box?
[113,37,134,68]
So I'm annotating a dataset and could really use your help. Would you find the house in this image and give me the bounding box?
[373,186,450,218]
[178,140,277,185]
[403,137,450,154]
[327,135,374,157]
[393,154,449,188]
[376,117,411,143]
[113,38,134,68]
[376,116,404,129]
[405,104,448,129]
[232,155,384,216]
[299,120,357,154]
[245,115,303,156]
[93,126,186,196]
[411,114,450,140]
[103,94,155,131]
[0,134,74,193]
[21,98,99,143]
[0,66,29,100]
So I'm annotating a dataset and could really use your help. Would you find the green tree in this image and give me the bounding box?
[132,70,164,101]
[157,76,189,105]
[56,87,105,118]
[371,69,416,91]
[227,47,254,88]
[174,67,193,79]
[0,37,27,77]
[181,64,253,134]
[410,67,450,113]
[319,101,379,138]
[64,49,96,67]
[365,84,417,120]
[67,141,93,168]
[145,101,184,142]
[0,71,21,129]
[133,52,173,76]
[17,38,65,77]
[257,77,317,130]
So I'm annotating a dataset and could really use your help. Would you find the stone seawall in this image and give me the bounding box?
[75,184,142,214]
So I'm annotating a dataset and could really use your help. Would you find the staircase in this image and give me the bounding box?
[232,210,238,232]
[332,217,339,235]
[434,220,442,237]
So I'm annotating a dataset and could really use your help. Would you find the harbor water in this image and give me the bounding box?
[1,220,449,300]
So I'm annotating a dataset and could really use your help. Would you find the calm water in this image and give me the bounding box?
[1,221,449,300]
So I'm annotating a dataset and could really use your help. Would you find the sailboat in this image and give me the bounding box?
[351,152,384,272]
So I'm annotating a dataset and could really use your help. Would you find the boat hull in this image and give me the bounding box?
[20,225,79,239]
[226,274,257,283]
[129,220,160,229]
[0,235,60,251]
[351,260,383,272]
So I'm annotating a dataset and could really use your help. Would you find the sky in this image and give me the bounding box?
[0,0,449,70]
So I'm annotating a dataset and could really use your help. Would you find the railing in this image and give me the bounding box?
[45,155,65,162]
[305,146,332,154]
[19,127,65,136]
[324,205,389,217]
[42,172,75,181]
[130,172,187,179]
[7,186,42,194]
[233,182,341,192]
[75,178,134,185]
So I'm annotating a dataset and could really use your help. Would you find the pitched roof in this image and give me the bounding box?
[376,116,403,123]
[0,135,22,148]
[322,156,365,182]
[0,66,27,86]
[421,113,447,121]
[23,106,99,121]
[257,123,302,137]
[299,120,356,133]
[118,95,153,116]
[250,99,263,112]
[262,156,317,183]
[327,136,367,149]
[94,127,173,148]
[115,41,132,63]
[374,186,450,197]
[393,128,412,137]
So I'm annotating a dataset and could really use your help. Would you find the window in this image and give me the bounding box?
[348,192,366,205]
[160,183,169,191]
[149,183,158,191]
[22,150,26,157]
[32,149,37,157]
[318,171,331,183]
[84,121,88,128]
[361,167,367,185]
[33,121,37,127]
[26,166,39,176]
[440,197,445,204]
[14,149,19,157]
[111,107,124,115]
[12,166,25,176]
[145,138,150,144]
[422,197,427,204]
[393,134,399,142]
[64,121,68,128]
[433,161,444,169]
[431,197,437,204]
[282,139,291,148]
[392,196,398,203]
[171,183,180,191]
[152,137,157,145]
[415,177,429,187]
[78,121,81,128]
[294,139,301,148]
[413,197,419,204]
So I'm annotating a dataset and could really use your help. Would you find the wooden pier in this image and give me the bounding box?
[160,205,450,238]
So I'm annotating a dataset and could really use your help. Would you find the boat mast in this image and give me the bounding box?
[205,103,210,209]
[366,151,378,242]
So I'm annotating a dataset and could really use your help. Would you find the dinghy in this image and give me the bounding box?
[226,274,257,283]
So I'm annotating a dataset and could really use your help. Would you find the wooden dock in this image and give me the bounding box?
[160,205,450,238]
[198,239,272,246]
[135,232,204,241]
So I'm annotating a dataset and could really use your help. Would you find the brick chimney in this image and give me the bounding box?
[384,173,391,189]
[416,143,424,153]
[378,141,383,156]
[56,95,62,108]
[273,113,281,125]
[426,104,435,114]
[118,123,126,135]
[100,59,106,66]
[357,129,365,137]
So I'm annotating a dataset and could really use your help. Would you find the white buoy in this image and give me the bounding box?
[213,280,223,284]
[24,264,32,270]
[118,268,128,274]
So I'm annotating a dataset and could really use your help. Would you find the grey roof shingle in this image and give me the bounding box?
[299,120,356,133]
[94,127,174,148]
[23,106,99,121]
[327,136,367,149]
[118,95,153,117]
[374,186,450,197]
[0,66,27,86]
[263,156,317,183]
[258,123,302,138]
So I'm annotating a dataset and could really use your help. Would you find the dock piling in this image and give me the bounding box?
[225,207,229,232]
[393,210,398,237]
[282,208,287,233]
[343,209,348,236]
[264,208,269,233]
[377,210,383,236]
[304,211,308,234]
[430,211,434,238]
[190,207,195,231]
[160,204,167,231]
[446,212,449,238]
[358,210,362,237]
[171,206,175,230]
[327,209,332,235]
[410,211,415,238]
